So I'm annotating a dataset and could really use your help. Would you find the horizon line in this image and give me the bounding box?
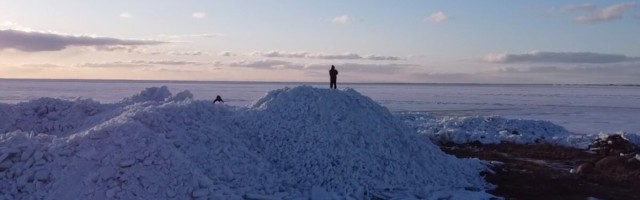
[1,78,639,87]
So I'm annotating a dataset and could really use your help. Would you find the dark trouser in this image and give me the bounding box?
[330,78,337,89]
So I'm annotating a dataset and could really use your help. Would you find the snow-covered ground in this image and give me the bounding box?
[0,86,495,199]
[2,80,639,199]
[2,79,639,135]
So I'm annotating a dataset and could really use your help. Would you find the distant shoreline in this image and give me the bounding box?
[1,78,638,87]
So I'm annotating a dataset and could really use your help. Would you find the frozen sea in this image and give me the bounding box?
[1,79,639,135]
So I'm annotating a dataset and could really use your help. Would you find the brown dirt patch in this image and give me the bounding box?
[441,142,640,200]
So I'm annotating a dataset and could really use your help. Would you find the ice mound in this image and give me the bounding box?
[399,112,596,148]
[125,86,173,103]
[0,86,494,199]
[0,98,120,137]
[242,86,492,198]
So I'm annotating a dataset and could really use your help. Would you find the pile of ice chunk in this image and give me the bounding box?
[0,86,494,199]
[398,112,639,149]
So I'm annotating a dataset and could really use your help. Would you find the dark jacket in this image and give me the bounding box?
[329,67,338,80]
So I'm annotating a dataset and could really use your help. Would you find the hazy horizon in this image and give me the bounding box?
[3,77,640,86]
[1,1,639,84]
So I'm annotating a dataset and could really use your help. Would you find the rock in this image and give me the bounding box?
[192,188,208,198]
[576,163,594,176]
[595,156,629,172]
[119,159,136,168]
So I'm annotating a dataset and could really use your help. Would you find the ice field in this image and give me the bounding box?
[2,79,639,135]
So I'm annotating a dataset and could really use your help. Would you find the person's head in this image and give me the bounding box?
[331,65,335,69]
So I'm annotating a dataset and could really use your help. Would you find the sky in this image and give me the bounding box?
[1,0,639,84]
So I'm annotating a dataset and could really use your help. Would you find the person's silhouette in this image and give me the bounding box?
[329,65,338,89]
[213,95,224,104]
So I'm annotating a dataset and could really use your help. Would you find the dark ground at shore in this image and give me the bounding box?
[441,143,640,200]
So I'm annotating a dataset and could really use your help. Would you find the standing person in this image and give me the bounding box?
[213,95,224,104]
[329,65,338,89]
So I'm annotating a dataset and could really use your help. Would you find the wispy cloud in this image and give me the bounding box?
[482,51,640,64]
[563,4,597,12]
[332,15,351,25]
[167,51,203,56]
[427,11,449,24]
[19,64,66,68]
[119,12,133,19]
[305,62,415,74]
[251,50,403,61]
[576,2,637,24]
[218,51,236,56]
[192,12,206,19]
[227,59,303,69]
[157,33,222,39]
[78,60,216,68]
[0,29,165,52]
[496,64,640,75]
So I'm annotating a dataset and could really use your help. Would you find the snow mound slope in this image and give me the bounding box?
[243,86,492,198]
[0,86,494,200]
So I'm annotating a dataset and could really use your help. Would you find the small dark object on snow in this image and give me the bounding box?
[213,95,224,104]
[511,130,520,135]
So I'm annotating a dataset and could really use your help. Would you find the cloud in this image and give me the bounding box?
[563,4,597,12]
[427,11,449,24]
[0,29,165,52]
[493,64,640,83]
[192,12,206,19]
[78,60,216,68]
[574,2,637,24]
[227,59,303,69]
[482,51,640,64]
[304,63,415,74]
[332,15,351,25]
[251,50,403,61]
[119,12,133,18]
[167,51,203,56]
[19,64,66,68]
[218,51,236,56]
[157,33,222,39]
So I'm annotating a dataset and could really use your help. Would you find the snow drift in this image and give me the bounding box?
[0,86,494,199]
[398,112,639,149]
